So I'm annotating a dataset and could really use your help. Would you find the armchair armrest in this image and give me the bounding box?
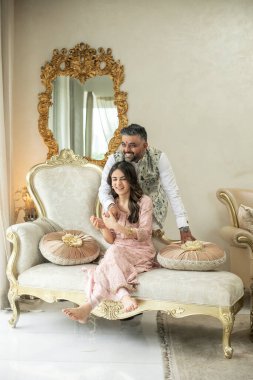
[220,225,253,256]
[217,188,253,228]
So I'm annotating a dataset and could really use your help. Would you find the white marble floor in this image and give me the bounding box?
[0,300,164,380]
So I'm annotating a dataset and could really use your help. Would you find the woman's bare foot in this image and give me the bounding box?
[62,303,92,324]
[121,295,138,312]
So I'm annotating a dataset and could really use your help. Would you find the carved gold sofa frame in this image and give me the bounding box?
[6,150,244,359]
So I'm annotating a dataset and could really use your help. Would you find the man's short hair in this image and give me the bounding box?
[120,124,147,142]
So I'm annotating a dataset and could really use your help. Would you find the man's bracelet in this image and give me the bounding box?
[179,226,190,233]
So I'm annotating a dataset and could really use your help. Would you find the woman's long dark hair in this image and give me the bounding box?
[107,161,143,224]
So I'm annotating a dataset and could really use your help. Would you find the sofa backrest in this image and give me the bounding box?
[27,149,109,251]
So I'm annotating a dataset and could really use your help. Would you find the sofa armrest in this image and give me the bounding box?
[220,225,253,256]
[217,188,253,228]
[6,217,63,277]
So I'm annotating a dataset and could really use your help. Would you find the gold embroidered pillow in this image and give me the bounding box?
[39,230,100,265]
[157,240,226,271]
[238,204,253,234]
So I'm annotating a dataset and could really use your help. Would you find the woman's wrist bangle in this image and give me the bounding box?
[126,227,134,236]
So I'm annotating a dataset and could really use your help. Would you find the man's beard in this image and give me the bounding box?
[123,151,145,162]
[124,152,135,162]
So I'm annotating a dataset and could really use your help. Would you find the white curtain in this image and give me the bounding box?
[0,0,14,309]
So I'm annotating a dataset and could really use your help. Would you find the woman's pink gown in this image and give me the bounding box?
[85,195,156,307]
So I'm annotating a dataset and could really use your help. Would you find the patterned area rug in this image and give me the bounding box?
[157,310,253,380]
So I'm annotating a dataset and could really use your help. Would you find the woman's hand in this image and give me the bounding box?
[102,210,118,230]
[90,216,106,230]
[91,215,116,244]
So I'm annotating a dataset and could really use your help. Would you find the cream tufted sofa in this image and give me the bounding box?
[6,150,244,358]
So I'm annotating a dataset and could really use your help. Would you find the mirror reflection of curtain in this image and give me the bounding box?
[49,78,118,159]
[70,79,84,155]
[83,91,93,157]
[50,77,84,155]
[91,95,118,160]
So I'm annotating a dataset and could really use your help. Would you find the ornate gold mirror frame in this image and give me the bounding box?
[38,42,128,166]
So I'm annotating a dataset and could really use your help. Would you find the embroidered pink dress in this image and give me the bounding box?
[84,195,156,307]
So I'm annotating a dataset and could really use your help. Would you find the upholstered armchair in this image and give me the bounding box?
[217,188,253,332]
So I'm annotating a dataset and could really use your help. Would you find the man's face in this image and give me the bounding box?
[121,135,148,162]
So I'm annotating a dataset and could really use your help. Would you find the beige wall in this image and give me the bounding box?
[13,0,253,256]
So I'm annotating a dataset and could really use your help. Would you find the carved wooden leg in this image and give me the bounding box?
[220,307,235,359]
[8,286,20,328]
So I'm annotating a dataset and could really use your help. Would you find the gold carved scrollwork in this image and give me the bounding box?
[220,310,234,334]
[38,42,128,165]
[217,191,239,227]
[6,231,21,327]
[220,308,234,359]
[46,149,89,166]
[96,300,123,320]
[166,307,185,317]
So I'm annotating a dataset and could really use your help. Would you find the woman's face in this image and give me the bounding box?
[111,169,130,196]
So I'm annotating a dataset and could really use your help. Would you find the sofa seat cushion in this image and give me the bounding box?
[134,269,244,306]
[18,264,244,307]
[18,263,96,292]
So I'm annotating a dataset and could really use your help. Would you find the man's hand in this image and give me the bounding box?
[104,204,120,220]
[179,227,196,244]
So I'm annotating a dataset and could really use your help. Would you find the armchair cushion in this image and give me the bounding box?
[238,204,253,234]
[39,230,100,265]
[157,240,226,271]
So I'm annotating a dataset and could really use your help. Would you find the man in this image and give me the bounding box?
[99,124,195,243]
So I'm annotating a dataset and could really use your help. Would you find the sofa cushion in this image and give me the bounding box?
[18,264,244,307]
[39,230,100,265]
[157,241,226,271]
[238,204,253,234]
[33,217,63,233]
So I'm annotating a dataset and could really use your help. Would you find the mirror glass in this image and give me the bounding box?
[38,43,128,166]
[48,76,118,160]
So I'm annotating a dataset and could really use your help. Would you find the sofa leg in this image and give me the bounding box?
[8,286,20,328]
[220,308,235,359]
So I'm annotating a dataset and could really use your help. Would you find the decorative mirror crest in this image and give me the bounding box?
[38,42,128,166]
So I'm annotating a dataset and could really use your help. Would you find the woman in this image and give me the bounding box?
[62,161,156,323]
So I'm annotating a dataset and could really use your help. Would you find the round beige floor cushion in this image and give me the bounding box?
[157,240,226,271]
[39,230,100,265]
